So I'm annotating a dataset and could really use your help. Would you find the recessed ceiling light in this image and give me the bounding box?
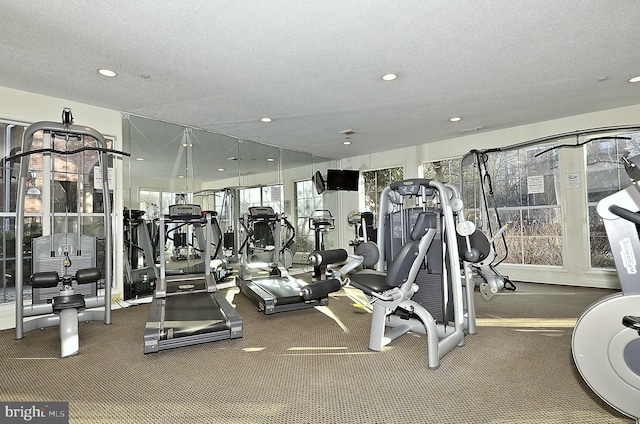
[135,157,144,161]
[218,168,225,171]
[382,73,397,81]
[450,117,462,122]
[98,68,117,77]
[178,175,184,179]
[140,73,151,79]
[267,158,275,162]
[261,117,272,123]
[629,75,640,83]
[343,140,352,145]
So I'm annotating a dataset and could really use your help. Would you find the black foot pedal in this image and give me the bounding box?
[504,279,516,291]
[622,315,640,335]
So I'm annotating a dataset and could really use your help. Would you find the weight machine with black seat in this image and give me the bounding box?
[237,206,341,314]
[13,109,122,357]
[572,152,640,423]
[143,204,242,354]
[348,178,468,369]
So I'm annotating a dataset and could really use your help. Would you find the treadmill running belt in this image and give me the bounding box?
[165,279,207,294]
[253,278,305,305]
[162,292,228,339]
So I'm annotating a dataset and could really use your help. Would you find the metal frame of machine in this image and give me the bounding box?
[143,204,242,354]
[236,206,339,315]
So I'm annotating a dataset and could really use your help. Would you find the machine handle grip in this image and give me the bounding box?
[609,205,640,225]
[30,271,60,288]
[75,267,101,285]
[308,249,348,266]
[300,279,341,300]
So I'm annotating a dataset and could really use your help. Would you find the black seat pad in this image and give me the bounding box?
[350,269,390,295]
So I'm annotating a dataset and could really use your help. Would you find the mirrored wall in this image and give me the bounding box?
[121,114,336,297]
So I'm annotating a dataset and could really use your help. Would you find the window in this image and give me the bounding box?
[422,144,562,267]
[1,122,36,303]
[486,146,562,266]
[361,167,403,223]
[422,159,460,183]
[239,184,283,214]
[585,132,640,269]
[1,121,113,304]
[139,190,190,219]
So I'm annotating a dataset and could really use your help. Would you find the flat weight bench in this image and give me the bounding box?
[30,268,101,358]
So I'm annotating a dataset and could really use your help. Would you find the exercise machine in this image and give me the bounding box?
[459,149,515,299]
[348,178,468,369]
[347,211,379,270]
[14,109,119,357]
[193,187,240,264]
[237,206,340,314]
[572,152,640,423]
[163,208,233,282]
[144,204,242,354]
[309,209,335,277]
[123,208,158,299]
[347,211,376,246]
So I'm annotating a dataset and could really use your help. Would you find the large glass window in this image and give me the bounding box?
[423,144,562,266]
[488,146,561,266]
[585,131,640,269]
[361,167,403,223]
[239,185,283,214]
[1,122,36,303]
[1,121,113,304]
[422,158,460,184]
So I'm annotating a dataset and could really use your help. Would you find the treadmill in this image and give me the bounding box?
[143,204,242,354]
[236,206,340,315]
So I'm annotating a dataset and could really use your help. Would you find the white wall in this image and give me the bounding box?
[3,83,639,298]
[0,86,125,304]
[339,104,640,288]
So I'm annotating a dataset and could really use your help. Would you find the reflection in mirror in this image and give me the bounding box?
[308,157,338,252]
[237,139,282,213]
[121,114,338,296]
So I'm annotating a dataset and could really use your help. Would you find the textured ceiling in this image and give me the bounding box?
[1,1,639,160]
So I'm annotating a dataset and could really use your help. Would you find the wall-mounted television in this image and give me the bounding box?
[325,169,359,191]
[312,170,325,195]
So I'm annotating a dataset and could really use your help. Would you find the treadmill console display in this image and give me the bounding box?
[168,204,203,220]
[248,206,276,221]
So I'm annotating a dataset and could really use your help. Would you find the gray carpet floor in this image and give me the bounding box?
[0,281,633,423]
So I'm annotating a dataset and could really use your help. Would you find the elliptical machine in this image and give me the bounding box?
[572,152,640,423]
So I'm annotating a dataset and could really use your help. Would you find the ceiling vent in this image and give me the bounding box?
[459,126,485,134]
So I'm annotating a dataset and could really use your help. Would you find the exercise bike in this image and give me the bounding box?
[572,152,640,423]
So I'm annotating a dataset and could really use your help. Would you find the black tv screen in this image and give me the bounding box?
[326,169,359,191]
[312,170,325,195]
